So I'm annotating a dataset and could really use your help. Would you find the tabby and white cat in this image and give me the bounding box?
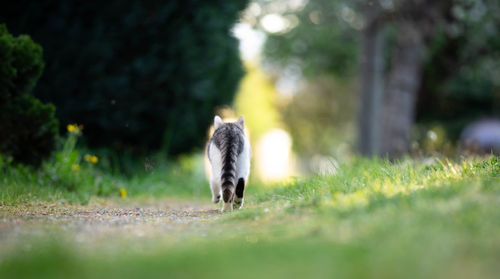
[207,116,250,212]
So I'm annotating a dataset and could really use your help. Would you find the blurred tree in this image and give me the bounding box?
[358,2,385,156]
[362,0,500,158]
[361,0,456,158]
[1,0,248,157]
[0,24,59,166]
[252,0,499,158]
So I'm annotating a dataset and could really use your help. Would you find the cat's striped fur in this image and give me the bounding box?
[207,116,250,212]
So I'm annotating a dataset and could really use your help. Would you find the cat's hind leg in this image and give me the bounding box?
[233,177,246,209]
[210,179,221,204]
[221,185,234,212]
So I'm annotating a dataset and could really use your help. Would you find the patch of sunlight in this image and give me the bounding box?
[260,13,289,33]
[256,129,295,181]
[232,23,265,61]
[368,179,399,198]
[330,189,370,210]
[379,181,408,197]
[422,158,468,185]
[326,178,429,211]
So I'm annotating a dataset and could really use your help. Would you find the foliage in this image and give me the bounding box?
[0,24,58,166]
[0,156,499,278]
[0,125,209,205]
[253,0,499,147]
[417,0,500,139]
[260,0,360,78]
[0,0,248,157]
[0,126,111,205]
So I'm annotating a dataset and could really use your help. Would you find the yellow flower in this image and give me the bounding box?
[67,123,83,134]
[90,155,98,164]
[84,154,92,162]
[71,164,80,171]
[119,188,127,198]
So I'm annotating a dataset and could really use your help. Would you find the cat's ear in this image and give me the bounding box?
[236,116,244,129]
[214,115,224,130]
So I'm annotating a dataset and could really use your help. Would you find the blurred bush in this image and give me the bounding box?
[0,24,58,166]
[0,0,248,157]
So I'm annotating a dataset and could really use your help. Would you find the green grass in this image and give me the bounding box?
[0,130,213,205]
[0,153,211,205]
[0,156,499,279]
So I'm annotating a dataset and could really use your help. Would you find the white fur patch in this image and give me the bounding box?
[208,142,222,203]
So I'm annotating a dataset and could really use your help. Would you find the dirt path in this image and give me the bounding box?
[0,199,222,251]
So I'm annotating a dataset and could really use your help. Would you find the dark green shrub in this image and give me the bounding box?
[1,0,248,157]
[0,24,58,166]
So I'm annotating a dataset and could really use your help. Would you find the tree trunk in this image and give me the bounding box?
[381,23,426,159]
[358,14,385,156]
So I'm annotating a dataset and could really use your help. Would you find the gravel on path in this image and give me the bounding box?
[0,199,222,251]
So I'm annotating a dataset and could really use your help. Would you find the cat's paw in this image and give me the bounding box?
[233,198,244,210]
[221,202,232,213]
[212,195,221,204]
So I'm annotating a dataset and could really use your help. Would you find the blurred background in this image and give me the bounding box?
[1,0,499,183]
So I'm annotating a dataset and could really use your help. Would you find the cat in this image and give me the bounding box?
[207,115,251,212]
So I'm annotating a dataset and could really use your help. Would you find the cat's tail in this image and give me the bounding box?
[221,138,239,203]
